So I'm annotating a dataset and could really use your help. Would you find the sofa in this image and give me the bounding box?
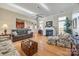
[47,33,73,48]
[71,35,79,56]
[11,29,33,42]
[0,37,19,56]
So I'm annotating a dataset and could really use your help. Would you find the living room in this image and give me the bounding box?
[0,3,79,56]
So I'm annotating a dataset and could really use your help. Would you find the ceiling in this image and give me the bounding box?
[0,3,79,19]
[15,3,79,16]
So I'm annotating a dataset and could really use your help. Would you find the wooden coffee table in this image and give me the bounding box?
[21,39,38,56]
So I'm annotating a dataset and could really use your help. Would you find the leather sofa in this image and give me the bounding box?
[11,29,33,42]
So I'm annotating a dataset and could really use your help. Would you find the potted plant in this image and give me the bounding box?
[64,17,72,34]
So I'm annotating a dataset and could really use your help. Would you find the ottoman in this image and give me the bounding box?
[21,39,38,56]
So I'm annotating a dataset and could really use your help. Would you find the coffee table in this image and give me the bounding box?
[21,39,38,56]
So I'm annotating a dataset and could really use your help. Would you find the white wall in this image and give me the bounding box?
[0,8,36,34]
[38,16,57,35]
[72,13,79,35]
[0,7,73,35]
[39,12,72,35]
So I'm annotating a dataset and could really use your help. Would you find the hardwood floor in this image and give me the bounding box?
[13,33,71,56]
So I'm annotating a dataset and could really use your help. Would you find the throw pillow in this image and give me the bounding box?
[12,31,17,36]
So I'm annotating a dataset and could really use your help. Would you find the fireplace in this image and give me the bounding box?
[42,27,56,36]
[46,30,53,36]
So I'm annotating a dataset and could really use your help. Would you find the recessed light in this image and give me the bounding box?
[60,11,64,13]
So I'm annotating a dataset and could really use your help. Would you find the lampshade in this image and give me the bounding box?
[2,24,8,29]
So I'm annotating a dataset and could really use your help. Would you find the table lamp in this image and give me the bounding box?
[2,24,8,35]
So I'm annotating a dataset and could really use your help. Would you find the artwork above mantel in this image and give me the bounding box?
[46,21,53,27]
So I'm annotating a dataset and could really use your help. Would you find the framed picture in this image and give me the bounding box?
[46,21,53,27]
[73,18,77,29]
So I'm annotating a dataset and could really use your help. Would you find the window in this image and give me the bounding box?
[58,16,66,34]
[39,21,44,30]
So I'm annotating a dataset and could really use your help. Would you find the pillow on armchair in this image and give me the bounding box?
[47,36,59,45]
[48,36,59,40]
[59,33,71,40]
[63,33,70,38]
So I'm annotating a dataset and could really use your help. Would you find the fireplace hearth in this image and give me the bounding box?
[46,30,53,36]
